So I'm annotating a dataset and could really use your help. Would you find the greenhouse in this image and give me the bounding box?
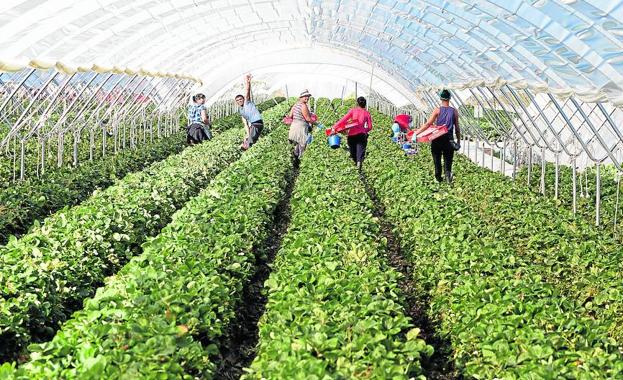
[1,0,623,378]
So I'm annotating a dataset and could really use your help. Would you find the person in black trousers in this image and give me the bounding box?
[333,97,373,170]
[415,89,461,183]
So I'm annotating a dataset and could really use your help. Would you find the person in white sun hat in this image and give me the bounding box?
[287,89,315,160]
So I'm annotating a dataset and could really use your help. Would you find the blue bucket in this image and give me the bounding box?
[328,134,341,149]
[402,143,412,150]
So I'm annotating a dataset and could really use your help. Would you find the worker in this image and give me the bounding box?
[235,74,264,150]
[332,96,373,170]
[288,89,315,159]
[187,93,211,144]
[414,89,461,183]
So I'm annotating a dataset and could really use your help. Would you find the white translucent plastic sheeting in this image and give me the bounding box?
[1,0,623,105]
[195,46,417,106]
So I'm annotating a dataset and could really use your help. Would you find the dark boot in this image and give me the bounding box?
[445,171,453,184]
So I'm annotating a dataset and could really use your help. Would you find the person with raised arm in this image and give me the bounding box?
[235,74,264,150]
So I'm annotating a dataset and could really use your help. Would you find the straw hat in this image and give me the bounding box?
[299,89,312,98]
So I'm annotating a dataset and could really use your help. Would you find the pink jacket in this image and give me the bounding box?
[335,107,373,136]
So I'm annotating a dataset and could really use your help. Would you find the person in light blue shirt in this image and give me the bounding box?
[235,74,263,150]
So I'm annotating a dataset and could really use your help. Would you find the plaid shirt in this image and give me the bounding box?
[188,103,206,124]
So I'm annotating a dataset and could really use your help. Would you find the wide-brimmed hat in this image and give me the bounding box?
[299,89,312,98]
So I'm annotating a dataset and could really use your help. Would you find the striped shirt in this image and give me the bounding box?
[291,103,307,121]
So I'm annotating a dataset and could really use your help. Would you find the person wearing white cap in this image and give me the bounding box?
[287,89,315,159]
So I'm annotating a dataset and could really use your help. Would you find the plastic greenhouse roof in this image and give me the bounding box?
[1,0,623,106]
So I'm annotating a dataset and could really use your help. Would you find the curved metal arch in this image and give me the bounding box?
[0,0,560,87]
[129,11,515,90]
[115,0,541,84]
[104,11,455,83]
[1,0,622,95]
[203,64,419,107]
[332,0,568,84]
[329,0,534,80]
[132,27,438,94]
[191,48,422,105]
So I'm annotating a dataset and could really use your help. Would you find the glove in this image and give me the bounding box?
[450,141,461,151]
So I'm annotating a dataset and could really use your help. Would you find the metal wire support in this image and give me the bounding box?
[0,66,197,182]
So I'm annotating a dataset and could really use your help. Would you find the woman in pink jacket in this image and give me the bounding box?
[333,97,373,170]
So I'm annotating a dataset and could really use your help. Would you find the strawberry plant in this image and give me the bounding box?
[245,125,432,378]
[362,110,623,378]
[1,115,293,378]
[0,128,244,362]
[0,132,186,244]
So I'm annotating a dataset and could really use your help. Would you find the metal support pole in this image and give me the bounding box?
[540,148,546,195]
[512,141,517,179]
[40,138,45,176]
[527,146,533,187]
[57,133,64,168]
[555,153,560,199]
[19,140,25,181]
[615,173,621,234]
[572,159,577,215]
[89,128,94,161]
[596,162,601,226]
[502,140,506,174]
[490,141,494,171]
[73,131,79,167]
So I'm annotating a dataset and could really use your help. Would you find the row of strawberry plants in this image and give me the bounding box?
[244,128,432,379]
[0,97,283,244]
[0,98,284,188]
[1,122,294,378]
[363,111,623,378]
[0,131,186,244]
[515,161,622,238]
[449,149,623,346]
[0,98,290,362]
[0,127,246,363]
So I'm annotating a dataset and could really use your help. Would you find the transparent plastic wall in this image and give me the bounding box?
[2,1,622,105]
[0,66,196,181]
[414,83,623,230]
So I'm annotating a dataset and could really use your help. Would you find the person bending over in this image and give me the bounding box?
[187,93,211,145]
